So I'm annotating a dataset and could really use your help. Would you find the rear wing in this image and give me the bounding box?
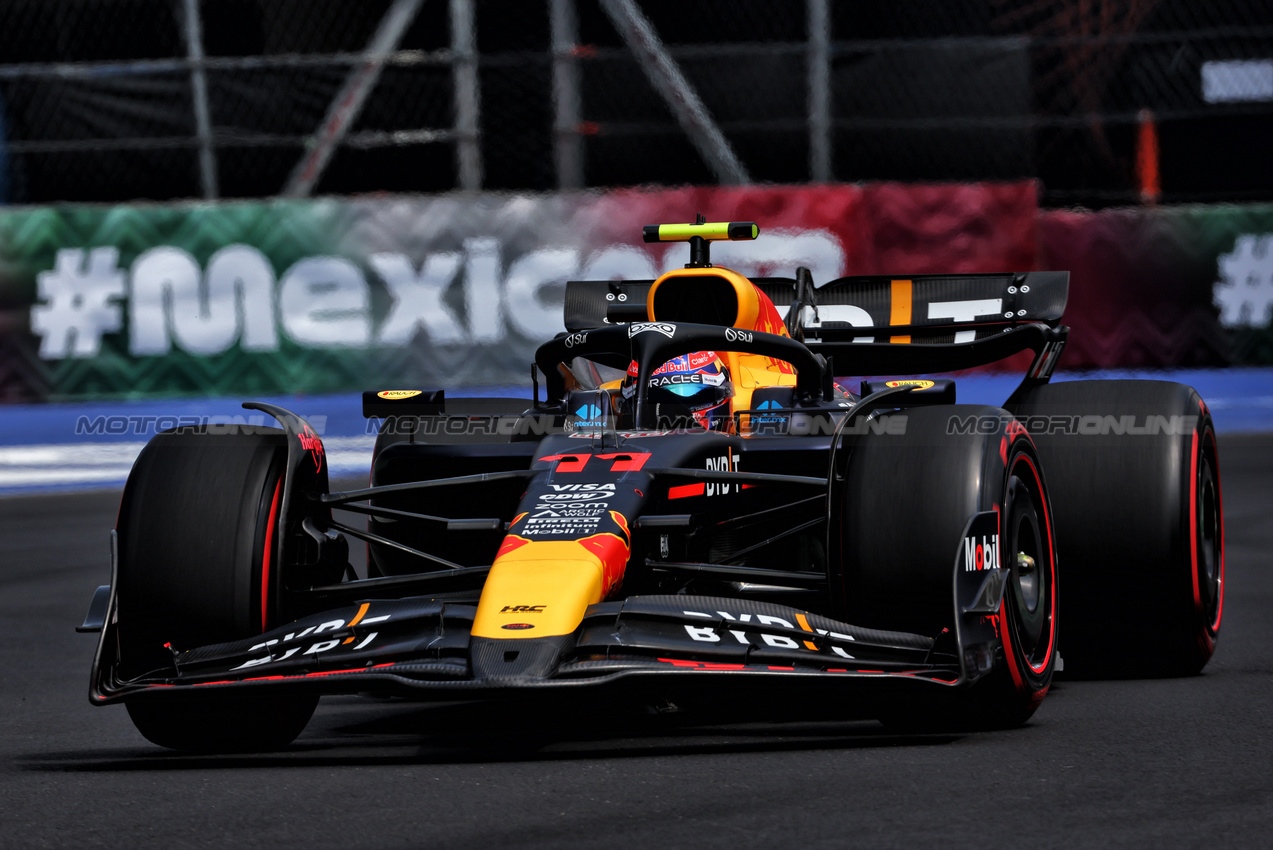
[562,277,804,331]
[565,271,1066,336]
[564,270,1069,379]
[790,272,1068,344]
[781,271,1069,377]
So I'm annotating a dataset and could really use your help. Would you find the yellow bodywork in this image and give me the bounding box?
[646,265,798,416]
[646,221,758,242]
[472,528,629,638]
[474,262,807,641]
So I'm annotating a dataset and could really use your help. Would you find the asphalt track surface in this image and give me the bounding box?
[2,436,1271,849]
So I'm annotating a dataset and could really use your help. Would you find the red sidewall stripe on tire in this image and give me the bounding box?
[261,476,283,633]
[1190,427,1224,645]
[999,451,1057,692]
[1211,428,1225,634]
[1189,430,1200,619]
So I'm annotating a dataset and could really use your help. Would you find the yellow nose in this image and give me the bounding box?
[471,538,624,638]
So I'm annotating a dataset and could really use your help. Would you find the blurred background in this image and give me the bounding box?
[1,0,1272,489]
[0,0,1269,205]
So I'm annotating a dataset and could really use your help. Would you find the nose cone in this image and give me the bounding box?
[471,532,629,639]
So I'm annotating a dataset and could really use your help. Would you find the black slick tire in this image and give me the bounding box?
[1008,380,1223,677]
[115,426,317,752]
[836,404,1058,729]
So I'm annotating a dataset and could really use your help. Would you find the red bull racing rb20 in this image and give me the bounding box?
[80,220,1224,751]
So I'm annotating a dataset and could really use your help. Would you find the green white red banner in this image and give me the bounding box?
[0,184,1268,403]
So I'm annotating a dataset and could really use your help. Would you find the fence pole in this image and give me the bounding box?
[598,0,749,185]
[550,0,583,189]
[452,0,483,191]
[179,0,218,199]
[807,0,831,183]
[283,0,424,197]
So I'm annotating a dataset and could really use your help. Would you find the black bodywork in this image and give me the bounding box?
[83,269,1068,712]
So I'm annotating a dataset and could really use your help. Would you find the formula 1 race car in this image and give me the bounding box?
[80,219,1224,751]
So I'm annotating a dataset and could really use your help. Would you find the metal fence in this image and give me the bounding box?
[0,0,1270,207]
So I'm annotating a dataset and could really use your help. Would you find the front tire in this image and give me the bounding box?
[115,426,317,752]
[836,405,1058,728]
[968,445,1058,726]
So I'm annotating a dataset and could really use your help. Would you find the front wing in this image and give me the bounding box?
[90,581,1004,706]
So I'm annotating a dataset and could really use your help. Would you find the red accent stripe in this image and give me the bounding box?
[1023,453,1057,675]
[596,452,652,471]
[261,476,283,632]
[539,453,588,472]
[609,511,632,541]
[999,453,1057,695]
[1211,430,1225,633]
[496,534,532,558]
[668,483,705,499]
[648,659,959,682]
[302,667,383,678]
[188,663,400,687]
[1189,429,1200,612]
[1191,427,1224,651]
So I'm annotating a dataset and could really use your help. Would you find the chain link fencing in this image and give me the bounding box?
[0,0,1269,207]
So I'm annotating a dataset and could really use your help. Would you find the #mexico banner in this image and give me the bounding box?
[1,181,1048,403]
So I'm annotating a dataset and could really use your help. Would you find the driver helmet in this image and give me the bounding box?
[624,351,734,430]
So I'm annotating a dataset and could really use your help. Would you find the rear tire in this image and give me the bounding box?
[1008,380,1223,677]
[116,426,317,752]
[837,405,1058,728]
